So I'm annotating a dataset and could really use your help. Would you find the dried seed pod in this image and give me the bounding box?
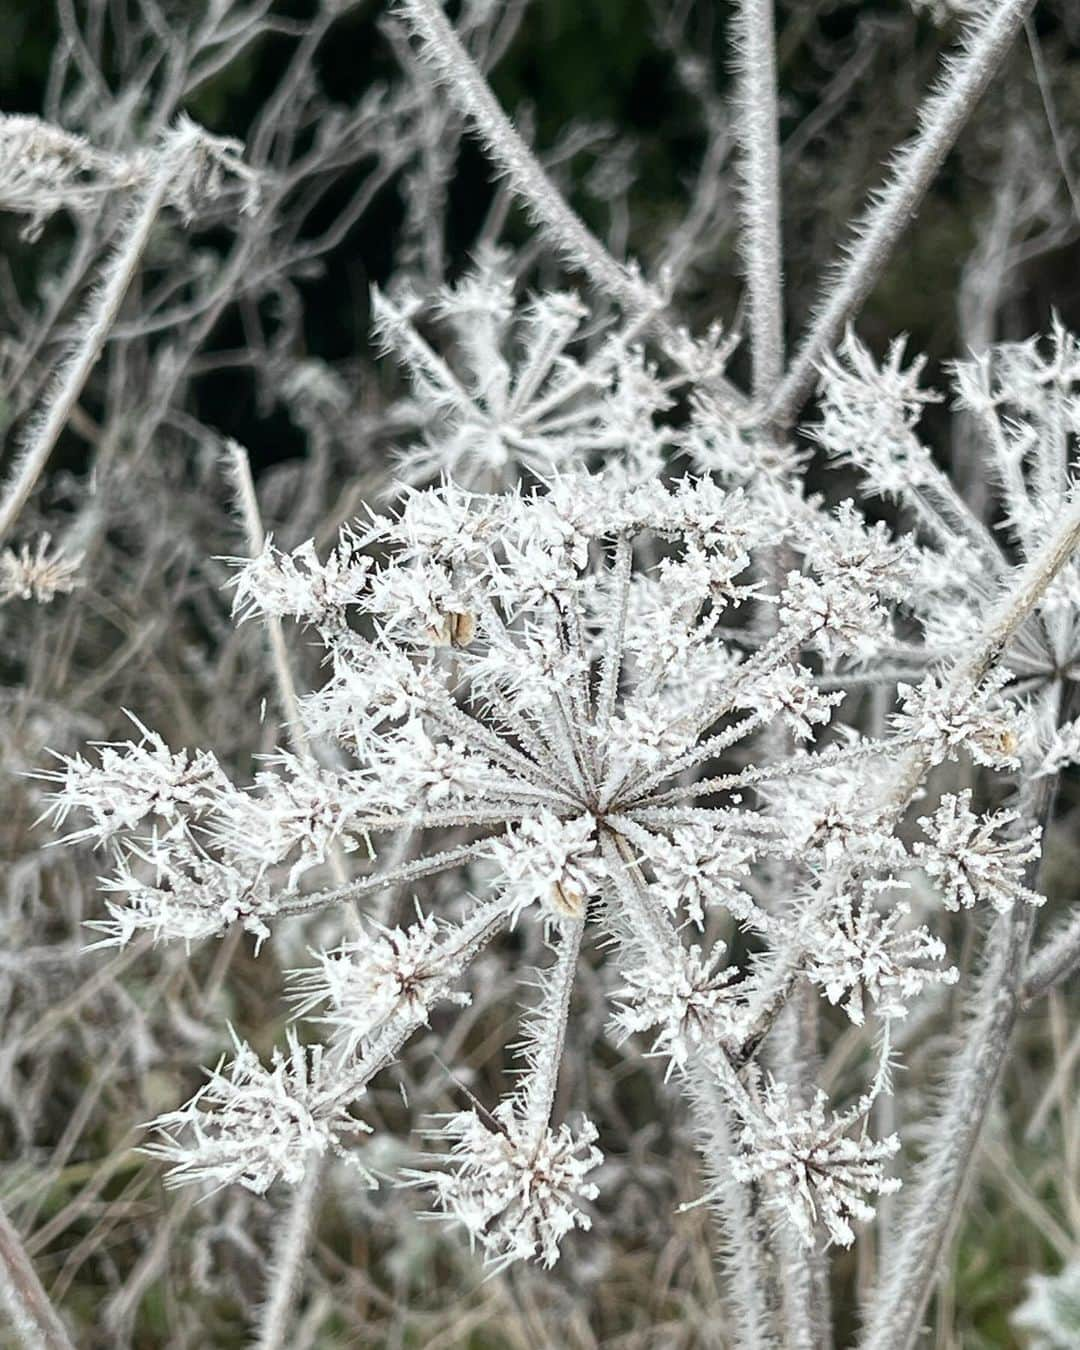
[549,880,586,919]
[427,611,476,648]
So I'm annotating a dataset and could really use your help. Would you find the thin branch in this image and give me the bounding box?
[520,915,585,1140]
[1022,905,1080,1004]
[0,1202,76,1350]
[252,1164,324,1350]
[767,0,1035,427]
[1024,16,1080,228]
[0,173,170,547]
[225,441,308,755]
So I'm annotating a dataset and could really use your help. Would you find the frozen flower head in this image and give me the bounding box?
[487,811,603,922]
[158,114,260,221]
[648,824,760,930]
[0,535,82,604]
[766,767,904,876]
[814,324,1080,710]
[287,909,472,1056]
[730,1081,901,1248]
[49,468,1031,1262]
[805,893,957,1026]
[91,835,275,949]
[0,112,256,240]
[207,478,913,953]
[890,668,1022,769]
[144,1030,373,1195]
[411,1100,602,1270]
[228,532,372,628]
[680,390,807,503]
[42,719,228,846]
[612,944,743,1077]
[914,790,1044,913]
[372,249,673,488]
[811,330,942,501]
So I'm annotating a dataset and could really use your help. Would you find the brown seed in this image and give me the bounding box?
[426,611,476,648]
[549,881,585,918]
[449,611,476,648]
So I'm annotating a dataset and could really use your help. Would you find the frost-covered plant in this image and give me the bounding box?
[410,1100,602,1270]
[46,461,1078,1293]
[814,322,1080,722]
[6,0,1080,1347]
[729,1081,902,1249]
[36,473,929,1224]
[145,1030,375,1195]
[373,248,675,488]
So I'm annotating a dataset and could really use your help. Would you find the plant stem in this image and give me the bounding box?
[251,1163,324,1350]
[767,0,1035,427]
[0,1202,76,1350]
[733,0,785,396]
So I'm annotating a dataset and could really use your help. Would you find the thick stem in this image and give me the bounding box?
[857,909,1032,1350]
[396,0,658,316]
[733,0,785,396]
[768,991,831,1350]
[595,535,633,739]
[394,0,745,408]
[685,1067,781,1348]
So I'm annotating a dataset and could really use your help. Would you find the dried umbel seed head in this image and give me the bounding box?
[409,1102,602,1270]
[0,113,141,237]
[0,535,82,604]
